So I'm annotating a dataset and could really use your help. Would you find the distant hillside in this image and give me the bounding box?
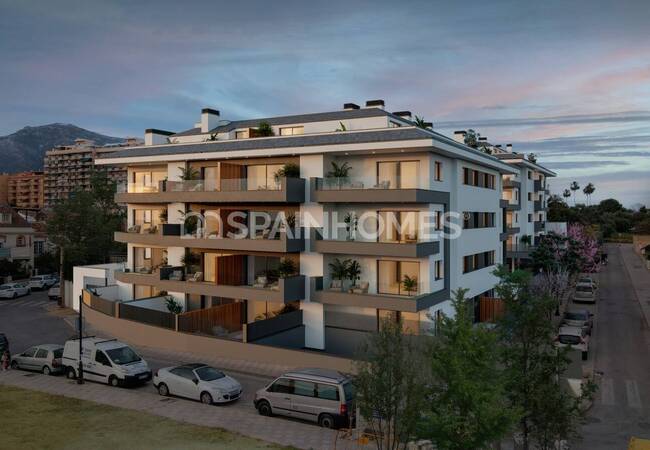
[0,123,124,172]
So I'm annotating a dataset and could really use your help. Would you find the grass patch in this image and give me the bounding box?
[0,385,287,450]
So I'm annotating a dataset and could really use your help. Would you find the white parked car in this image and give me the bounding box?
[577,275,597,290]
[154,363,242,404]
[556,326,590,360]
[48,284,61,301]
[11,344,64,375]
[29,275,57,290]
[0,282,30,299]
[572,283,596,304]
[62,337,151,387]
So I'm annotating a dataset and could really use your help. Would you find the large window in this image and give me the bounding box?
[247,164,283,191]
[462,167,495,189]
[434,161,443,181]
[279,126,304,136]
[377,211,419,242]
[377,260,419,296]
[377,161,419,189]
[463,212,496,229]
[463,250,496,273]
[132,170,166,193]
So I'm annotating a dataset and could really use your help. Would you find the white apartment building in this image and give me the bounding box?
[92,101,524,357]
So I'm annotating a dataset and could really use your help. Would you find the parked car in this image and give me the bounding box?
[562,308,594,335]
[62,337,151,387]
[254,368,355,429]
[572,283,596,304]
[0,282,30,299]
[29,275,57,290]
[577,275,598,290]
[153,363,242,404]
[0,333,8,354]
[555,326,590,360]
[48,284,61,301]
[10,344,64,375]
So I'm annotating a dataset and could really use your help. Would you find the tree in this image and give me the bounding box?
[495,269,596,450]
[418,289,516,450]
[328,258,350,291]
[326,161,352,184]
[582,183,595,206]
[354,318,427,450]
[569,181,580,205]
[178,166,200,181]
[273,163,300,180]
[256,121,275,137]
[414,116,432,129]
[464,129,480,148]
[562,189,571,201]
[527,153,537,163]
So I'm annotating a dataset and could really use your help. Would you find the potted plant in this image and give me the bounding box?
[181,251,201,275]
[347,260,361,288]
[328,258,350,292]
[165,296,182,314]
[255,121,275,137]
[277,258,297,279]
[159,209,168,224]
[402,275,418,296]
[274,163,300,180]
[344,212,358,241]
[178,210,199,236]
[178,166,200,181]
[326,161,351,188]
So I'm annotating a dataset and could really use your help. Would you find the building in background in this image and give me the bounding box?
[7,171,44,210]
[43,138,141,207]
[0,204,36,270]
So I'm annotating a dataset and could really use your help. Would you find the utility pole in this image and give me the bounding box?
[58,246,65,308]
[77,294,84,384]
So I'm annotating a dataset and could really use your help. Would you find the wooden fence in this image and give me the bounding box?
[479,296,505,322]
[83,290,116,316]
[177,302,243,335]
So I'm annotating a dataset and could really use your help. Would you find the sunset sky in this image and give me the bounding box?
[1,0,648,205]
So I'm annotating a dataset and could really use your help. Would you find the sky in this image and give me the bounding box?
[1,0,649,206]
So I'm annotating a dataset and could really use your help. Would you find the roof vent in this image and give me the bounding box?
[343,103,360,110]
[365,99,385,109]
[393,111,412,120]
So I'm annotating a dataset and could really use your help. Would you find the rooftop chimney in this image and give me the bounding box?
[145,129,175,146]
[506,143,513,152]
[365,99,385,109]
[201,108,220,133]
[453,130,466,143]
[479,137,488,142]
[343,103,360,110]
[393,111,412,120]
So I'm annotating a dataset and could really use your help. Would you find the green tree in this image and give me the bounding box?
[582,183,595,206]
[464,129,480,148]
[256,121,275,137]
[413,116,432,129]
[495,269,595,450]
[354,318,426,450]
[569,181,580,205]
[418,288,516,450]
[562,189,571,201]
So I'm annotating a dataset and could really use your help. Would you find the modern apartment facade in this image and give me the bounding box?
[94,101,519,356]
[44,138,141,207]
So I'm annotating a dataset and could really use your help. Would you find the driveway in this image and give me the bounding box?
[575,244,650,449]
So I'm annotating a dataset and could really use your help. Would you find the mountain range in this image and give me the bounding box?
[0,124,124,173]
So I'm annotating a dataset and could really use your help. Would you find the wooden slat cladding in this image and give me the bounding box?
[479,296,505,322]
[216,254,246,285]
[178,302,244,334]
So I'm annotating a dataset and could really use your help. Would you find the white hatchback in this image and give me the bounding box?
[29,275,57,290]
[0,282,30,299]
[153,363,242,404]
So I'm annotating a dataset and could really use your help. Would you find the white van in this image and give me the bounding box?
[62,337,151,387]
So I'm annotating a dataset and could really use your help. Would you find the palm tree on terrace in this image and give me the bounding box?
[414,116,432,130]
[570,181,580,205]
[562,189,571,203]
[583,183,595,206]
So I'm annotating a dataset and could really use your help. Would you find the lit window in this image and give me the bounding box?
[279,126,304,136]
[235,130,249,139]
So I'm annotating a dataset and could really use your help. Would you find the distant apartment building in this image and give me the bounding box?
[43,138,141,207]
[0,204,36,269]
[6,171,45,210]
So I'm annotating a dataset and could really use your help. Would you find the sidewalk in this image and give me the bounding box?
[619,243,650,329]
[0,370,348,450]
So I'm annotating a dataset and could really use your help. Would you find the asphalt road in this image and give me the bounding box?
[576,244,650,449]
[0,291,272,412]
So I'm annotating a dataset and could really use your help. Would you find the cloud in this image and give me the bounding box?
[544,161,629,169]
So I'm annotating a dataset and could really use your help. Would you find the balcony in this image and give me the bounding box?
[114,270,305,303]
[115,177,305,204]
[500,198,520,211]
[534,179,545,191]
[534,199,544,212]
[310,276,448,313]
[115,226,305,253]
[310,177,449,204]
[506,243,535,258]
[534,221,545,232]
[500,226,520,241]
[503,179,521,188]
[314,237,439,258]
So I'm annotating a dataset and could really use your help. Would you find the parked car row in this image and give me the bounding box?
[6,336,355,429]
[0,274,59,300]
[556,274,598,360]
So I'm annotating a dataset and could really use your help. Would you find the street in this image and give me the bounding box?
[576,244,650,449]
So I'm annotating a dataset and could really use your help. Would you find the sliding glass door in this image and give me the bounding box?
[376,161,419,189]
[377,211,419,242]
[377,260,419,295]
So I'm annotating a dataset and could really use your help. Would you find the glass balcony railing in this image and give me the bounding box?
[117,178,294,194]
[314,176,424,191]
